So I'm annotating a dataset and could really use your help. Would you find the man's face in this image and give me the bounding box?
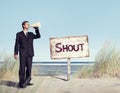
[23,22,30,29]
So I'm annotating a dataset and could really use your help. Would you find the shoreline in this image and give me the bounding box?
[0,61,94,65]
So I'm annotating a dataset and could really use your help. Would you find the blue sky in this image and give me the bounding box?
[0,0,120,62]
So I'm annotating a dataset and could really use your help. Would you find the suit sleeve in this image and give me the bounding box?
[33,28,41,39]
[14,33,19,55]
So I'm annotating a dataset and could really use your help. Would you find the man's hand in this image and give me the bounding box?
[33,27,39,30]
[14,54,18,59]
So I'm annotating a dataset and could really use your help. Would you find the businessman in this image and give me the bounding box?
[14,21,41,88]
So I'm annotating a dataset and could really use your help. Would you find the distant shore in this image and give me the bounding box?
[0,61,94,65]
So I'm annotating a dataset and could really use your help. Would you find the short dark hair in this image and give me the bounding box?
[22,21,29,29]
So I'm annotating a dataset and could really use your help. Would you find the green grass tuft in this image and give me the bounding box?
[74,43,120,78]
[0,52,19,79]
[0,52,38,79]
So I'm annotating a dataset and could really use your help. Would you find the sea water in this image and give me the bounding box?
[0,61,94,75]
[32,62,94,75]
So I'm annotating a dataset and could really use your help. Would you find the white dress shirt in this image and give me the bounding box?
[23,31,28,36]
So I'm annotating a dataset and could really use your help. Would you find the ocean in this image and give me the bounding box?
[0,61,94,76]
[32,62,94,75]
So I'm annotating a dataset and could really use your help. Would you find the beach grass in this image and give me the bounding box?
[0,52,40,93]
[74,65,93,78]
[75,43,120,78]
[0,52,19,79]
[0,52,38,80]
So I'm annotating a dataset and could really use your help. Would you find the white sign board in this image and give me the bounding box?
[50,35,89,59]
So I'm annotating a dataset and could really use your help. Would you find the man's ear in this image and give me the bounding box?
[23,25,25,28]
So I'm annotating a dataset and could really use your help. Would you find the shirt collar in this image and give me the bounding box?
[23,30,28,35]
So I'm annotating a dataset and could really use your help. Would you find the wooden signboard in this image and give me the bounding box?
[50,35,89,80]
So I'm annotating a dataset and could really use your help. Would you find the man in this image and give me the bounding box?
[14,21,41,88]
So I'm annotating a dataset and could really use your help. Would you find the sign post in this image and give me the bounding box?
[50,35,89,81]
[67,58,71,81]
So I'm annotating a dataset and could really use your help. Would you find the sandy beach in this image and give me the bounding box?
[0,75,120,93]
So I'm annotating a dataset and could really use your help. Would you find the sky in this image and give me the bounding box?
[0,0,120,62]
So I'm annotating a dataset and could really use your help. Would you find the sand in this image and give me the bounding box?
[0,75,120,93]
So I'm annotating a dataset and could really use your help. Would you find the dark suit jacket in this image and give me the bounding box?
[14,29,41,57]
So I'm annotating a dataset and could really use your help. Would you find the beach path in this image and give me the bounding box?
[0,76,120,93]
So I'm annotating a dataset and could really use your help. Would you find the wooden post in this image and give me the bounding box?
[67,58,71,81]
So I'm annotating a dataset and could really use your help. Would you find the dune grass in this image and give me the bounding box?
[0,52,38,80]
[74,43,120,78]
[0,52,39,93]
[0,52,19,79]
